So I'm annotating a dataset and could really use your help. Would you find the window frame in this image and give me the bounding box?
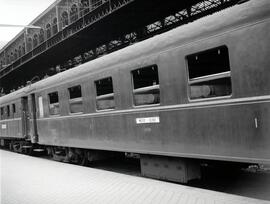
[68,85,83,114]
[12,103,16,114]
[131,64,160,107]
[94,76,115,111]
[48,91,60,116]
[11,103,16,118]
[6,105,10,118]
[0,107,4,120]
[186,46,232,101]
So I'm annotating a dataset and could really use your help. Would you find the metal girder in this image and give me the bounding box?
[75,0,240,59]
[0,0,242,94]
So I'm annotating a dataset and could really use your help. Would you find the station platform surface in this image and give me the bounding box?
[1,150,269,204]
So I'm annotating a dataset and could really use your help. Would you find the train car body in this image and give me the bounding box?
[1,0,270,182]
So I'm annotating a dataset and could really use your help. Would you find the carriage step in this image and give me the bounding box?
[33,149,45,152]
[22,145,33,148]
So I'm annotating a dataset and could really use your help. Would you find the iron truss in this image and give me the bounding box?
[63,0,242,67]
[0,0,135,80]
[98,0,242,53]
[1,0,243,93]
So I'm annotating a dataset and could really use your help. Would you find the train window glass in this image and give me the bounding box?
[187,46,232,100]
[68,85,83,113]
[12,104,16,114]
[0,107,4,120]
[48,92,60,115]
[11,103,16,118]
[132,65,160,106]
[7,105,10,118]
[95,77,115,110]
[38,96,44,118]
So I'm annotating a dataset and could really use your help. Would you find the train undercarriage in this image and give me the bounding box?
[0,137,253,183]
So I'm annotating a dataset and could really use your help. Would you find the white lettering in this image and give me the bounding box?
[1,124,7,129]
[136,117,160,124]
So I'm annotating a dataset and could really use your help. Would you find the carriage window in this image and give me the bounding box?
[68,85,83,113]
[0,107,4,120]
[48,92,60,115]
[7,105,10,117]
[132,65,160,106]
[11,103,16,118]
[12,104,16,114]
[95,77,115,110]
[187,46,232,100]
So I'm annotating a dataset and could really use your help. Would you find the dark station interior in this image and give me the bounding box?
[0,0,242,94]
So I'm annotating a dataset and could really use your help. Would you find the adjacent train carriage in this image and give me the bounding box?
[0,91,36,152]
[1,0,270,182]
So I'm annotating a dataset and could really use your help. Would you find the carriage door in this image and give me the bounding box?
[29,94,38,143]
[21,94,38,143]
[21,96,30,140]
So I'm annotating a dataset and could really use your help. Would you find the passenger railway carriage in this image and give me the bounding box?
[1,0,270,182]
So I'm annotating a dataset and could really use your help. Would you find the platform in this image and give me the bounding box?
[0,150,269,204]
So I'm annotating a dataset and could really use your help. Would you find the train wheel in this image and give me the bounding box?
[21,141,33,155]
[76,149,88,166]
[47,147,53,158]
[51,146,70,162]
[12,141,23,153]
[68,148,88,166]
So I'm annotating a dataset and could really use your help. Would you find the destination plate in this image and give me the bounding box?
[136,117,160,124]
